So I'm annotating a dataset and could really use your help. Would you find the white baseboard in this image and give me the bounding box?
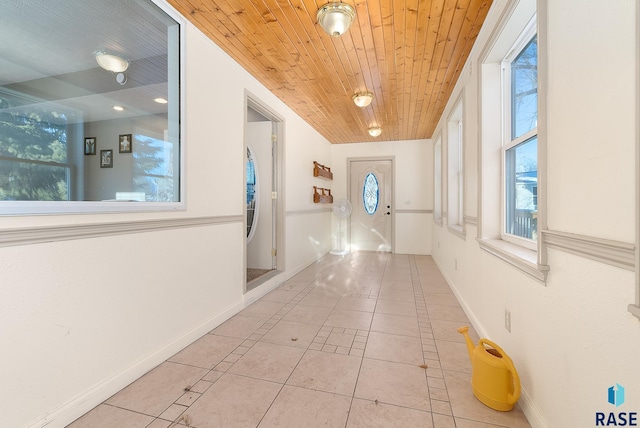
[432,254,549,428]
[33,251,330,428]
[517,386,549,428]
[31,250,330,428]
[29,300,245,428]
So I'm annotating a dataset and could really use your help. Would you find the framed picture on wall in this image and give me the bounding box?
[100,149,113,168]
[84,137,96,155]
[119,134,132,153]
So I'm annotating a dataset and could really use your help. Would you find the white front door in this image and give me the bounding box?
[349,159,393,252]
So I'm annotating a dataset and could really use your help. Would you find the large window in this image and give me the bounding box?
[478,0,547,281]
[503,31,538,247]
[447,100,464,233]
[434,134,442,224]
[0,0,182,214]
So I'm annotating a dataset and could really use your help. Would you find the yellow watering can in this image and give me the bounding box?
[457,326,521,411]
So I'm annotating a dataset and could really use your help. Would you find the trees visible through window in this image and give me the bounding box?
[503,32,538,244]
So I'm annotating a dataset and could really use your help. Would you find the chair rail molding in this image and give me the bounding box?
[542,229,635,271]
[0,215,243,248]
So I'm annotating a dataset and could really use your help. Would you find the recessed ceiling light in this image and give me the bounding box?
[154,97,168,104]
[368,126,382,137]
[352,91,373,108]
[112,105,124,111]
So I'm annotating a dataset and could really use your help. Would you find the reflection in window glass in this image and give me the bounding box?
[0,104,70,200]
[363,173,379,215]
[0,0,180,209]
[133,134,176,201]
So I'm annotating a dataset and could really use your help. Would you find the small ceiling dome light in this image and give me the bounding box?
[95,51,129,73]
[317,2,356,37]
[154,97,168,104]
[115,72,127,85]
[112,105,124,111]
[368,126,382,137]
[352,91,373,108]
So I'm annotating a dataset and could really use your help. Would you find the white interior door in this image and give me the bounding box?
[349,159,393,252]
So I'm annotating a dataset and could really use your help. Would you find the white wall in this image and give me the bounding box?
[283,112,334,271]
[0,6,331,427]
[432,1,639,427]
[331,139,432,255]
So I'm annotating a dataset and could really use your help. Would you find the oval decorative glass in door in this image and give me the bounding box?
[362,172,379,215]
[246,146,258,240]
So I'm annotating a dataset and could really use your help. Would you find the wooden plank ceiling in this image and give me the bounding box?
[168,0,492,143]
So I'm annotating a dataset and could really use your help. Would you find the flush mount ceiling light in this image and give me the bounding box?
[154,97,168,104]
[95,51,129,73]
[352,91,373,108]
[368,126,382,137]
[317,2,356,37]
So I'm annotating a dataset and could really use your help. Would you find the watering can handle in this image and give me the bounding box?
[479,339,522,405]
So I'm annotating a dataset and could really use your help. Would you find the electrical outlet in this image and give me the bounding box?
[505,309,511,332]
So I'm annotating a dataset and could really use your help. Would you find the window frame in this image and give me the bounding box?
[477,0,549,283]
[447,97,465,237]
[500,21,538,250]
[630,0,640,319]
[433,133,443,225]
[0,0,186,216]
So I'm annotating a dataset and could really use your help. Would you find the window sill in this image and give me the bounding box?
[477,238,549,283]
[447,224,466,240]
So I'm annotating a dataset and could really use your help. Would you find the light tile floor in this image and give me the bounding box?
[69,252,531,428]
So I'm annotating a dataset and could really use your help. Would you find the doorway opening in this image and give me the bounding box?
[245,96,284,292]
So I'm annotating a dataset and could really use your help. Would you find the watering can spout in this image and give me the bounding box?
[457,326,475,362]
